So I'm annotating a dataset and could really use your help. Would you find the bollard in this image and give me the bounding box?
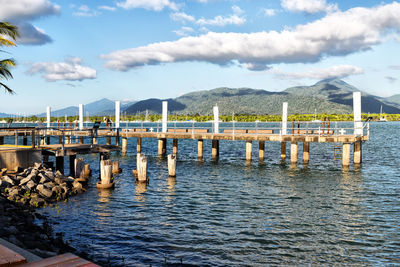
[137,154,148,182]
[168,154,176,177]
[99,159,113,187]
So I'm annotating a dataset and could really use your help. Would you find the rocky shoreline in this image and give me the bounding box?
[0,163,109,265]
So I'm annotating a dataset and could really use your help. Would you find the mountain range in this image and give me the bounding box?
[1,79,399,117]
[125,79,400,115]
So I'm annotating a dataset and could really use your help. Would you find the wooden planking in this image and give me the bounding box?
[0,244,27,267]
[21,253,99,267]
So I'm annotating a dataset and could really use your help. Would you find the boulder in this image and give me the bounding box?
[26,180,36,190]
[55,171,63,178]
[38,173,50,184]
[72,181,82,190]
[44,182,56,189]
[52,186,62,196]
[20,176,32,185]
[34,162,43,169]
[8,188,19,198]
[36,184,53,199]
[1,176,15,185]
[45,171,55,180]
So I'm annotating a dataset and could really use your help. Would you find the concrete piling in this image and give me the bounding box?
[158,138,166,155]
[137,137,141,153]
[281,142,286,160]
[56,156,64,175]
[173,139,178,155]
[137,154,148,182]
[342,143,351,167]
[290,142,298,163]
[303,142,310,164]
[106,137,111,145]
[212,140,219,159]
[122,137,128,154]
[112,161,122,174]
[168,154,177,177]
[259,141,265,161]
[354,141,362,164]
[197,139,203,160]
[74,158,84,178]
[246,140,252,161]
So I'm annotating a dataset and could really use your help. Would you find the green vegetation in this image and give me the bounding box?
[0,22,19,94]
[3,113,400,122]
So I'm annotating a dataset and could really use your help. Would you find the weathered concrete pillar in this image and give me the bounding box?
[58,136,62,144]
[69,155,76,177]
[342,143,351,167]
[92,137,97,144]
[65,135,70,144]
[354,141,362,164]
[303,142,310,164]
[197,139,203,160]
[23,136,28,146]
[172,139,178,155]
[246,140,252,161]
[259,141,265,161]
[122,137,128,154]
[158,138,166,155]
[212,140,219,159]
[281,142,286,160]
[168,154,176,177]
[56,156,64,175]
[0,136,4,145]
[106,136,111,145]
[79,136,84,144]
[137,137,141,153]
[290,142,298,163]
[31,131,35,148]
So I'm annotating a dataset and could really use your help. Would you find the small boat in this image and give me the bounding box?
[378,105,387,122]
[311,108,321,123]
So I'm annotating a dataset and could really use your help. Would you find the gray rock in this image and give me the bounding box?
[34,162,42,169]
[52,186,62,196]
[55,171,63,178]
[38,173,50,184]
[1,176,15,185]
[36,184,53,199]
[26,180,36,190]
[72,181,82,190]
[30,196,46,207]
[20,176,32,185]
[45,171,55,180]
[8,188,19,197]
[44,182,56,189]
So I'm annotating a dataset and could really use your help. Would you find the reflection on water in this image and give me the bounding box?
[40,122,400,266]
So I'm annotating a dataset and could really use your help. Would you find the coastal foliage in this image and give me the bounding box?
[0,22,19,94]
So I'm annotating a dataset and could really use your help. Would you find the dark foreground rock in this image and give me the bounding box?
[0,163,88,207]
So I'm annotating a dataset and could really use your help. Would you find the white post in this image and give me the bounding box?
[162,101,168,133]
[79,104,84,130]
[115,100,120,129]
[46,106,51,128]
[282,102,288,135]
[353,92,362,135]
[213,105,219,133]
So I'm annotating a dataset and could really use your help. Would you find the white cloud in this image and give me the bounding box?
[27,58,97,82]
[281,0,337,14]
[196,6,246,27]
[263,9,276,17]
[275,65,364,80]
[173,26,195,37]
[98,5,117,11]
[73,5,100,17]
[0,0,60,21]
[117,0,178,11]
[232,5,244,15]
[170,12,195,23]
[16,22,52,45]
[101,2,400,71]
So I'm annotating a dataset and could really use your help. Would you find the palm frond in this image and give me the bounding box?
[0,58,16,67]
[0,82,15,94]
[0,37,16,47]
[0,22,20,41]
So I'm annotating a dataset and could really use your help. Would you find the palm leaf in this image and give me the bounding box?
[0,82,15,94]
[0,37,16,47]
[0,59,16,67]
[0,22,20,41]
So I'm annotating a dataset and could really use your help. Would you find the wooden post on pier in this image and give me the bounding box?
[259,141,265,161]
[303,142,310,164]
[106,137,111,145]
[172,139,178,155]
[198,139,203,160]
[342,143,351,167]
[137,154,147,182]
[31,130,35,148]
[65,135,70,144]
[74,158,84,178]
[56,156,64,175]
[46,136,50,145]
[212,140,219,159]
[158,138,166,155]
[168,154,177,177]
[40,137,45,146]
[246,140,252,161]
[69,155,76,177]
[354,141,362,164]
[137,137,141,153]
[281,142,286,160]
[100,160,112,185]
[291,142,298,163]
[122,137,128,154]
[93,137,97,144]
[23,136,27,146]
[0,136,3,145]
[58,136,62,144]
[112,161,121,174]
[83,164,91,178]
[79,136,84,144]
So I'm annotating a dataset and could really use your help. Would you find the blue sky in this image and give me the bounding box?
[1,0,399,114]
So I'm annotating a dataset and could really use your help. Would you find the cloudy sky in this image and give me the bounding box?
[1,0,399,114]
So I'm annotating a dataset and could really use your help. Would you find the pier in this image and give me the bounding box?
[0,92,369,169]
